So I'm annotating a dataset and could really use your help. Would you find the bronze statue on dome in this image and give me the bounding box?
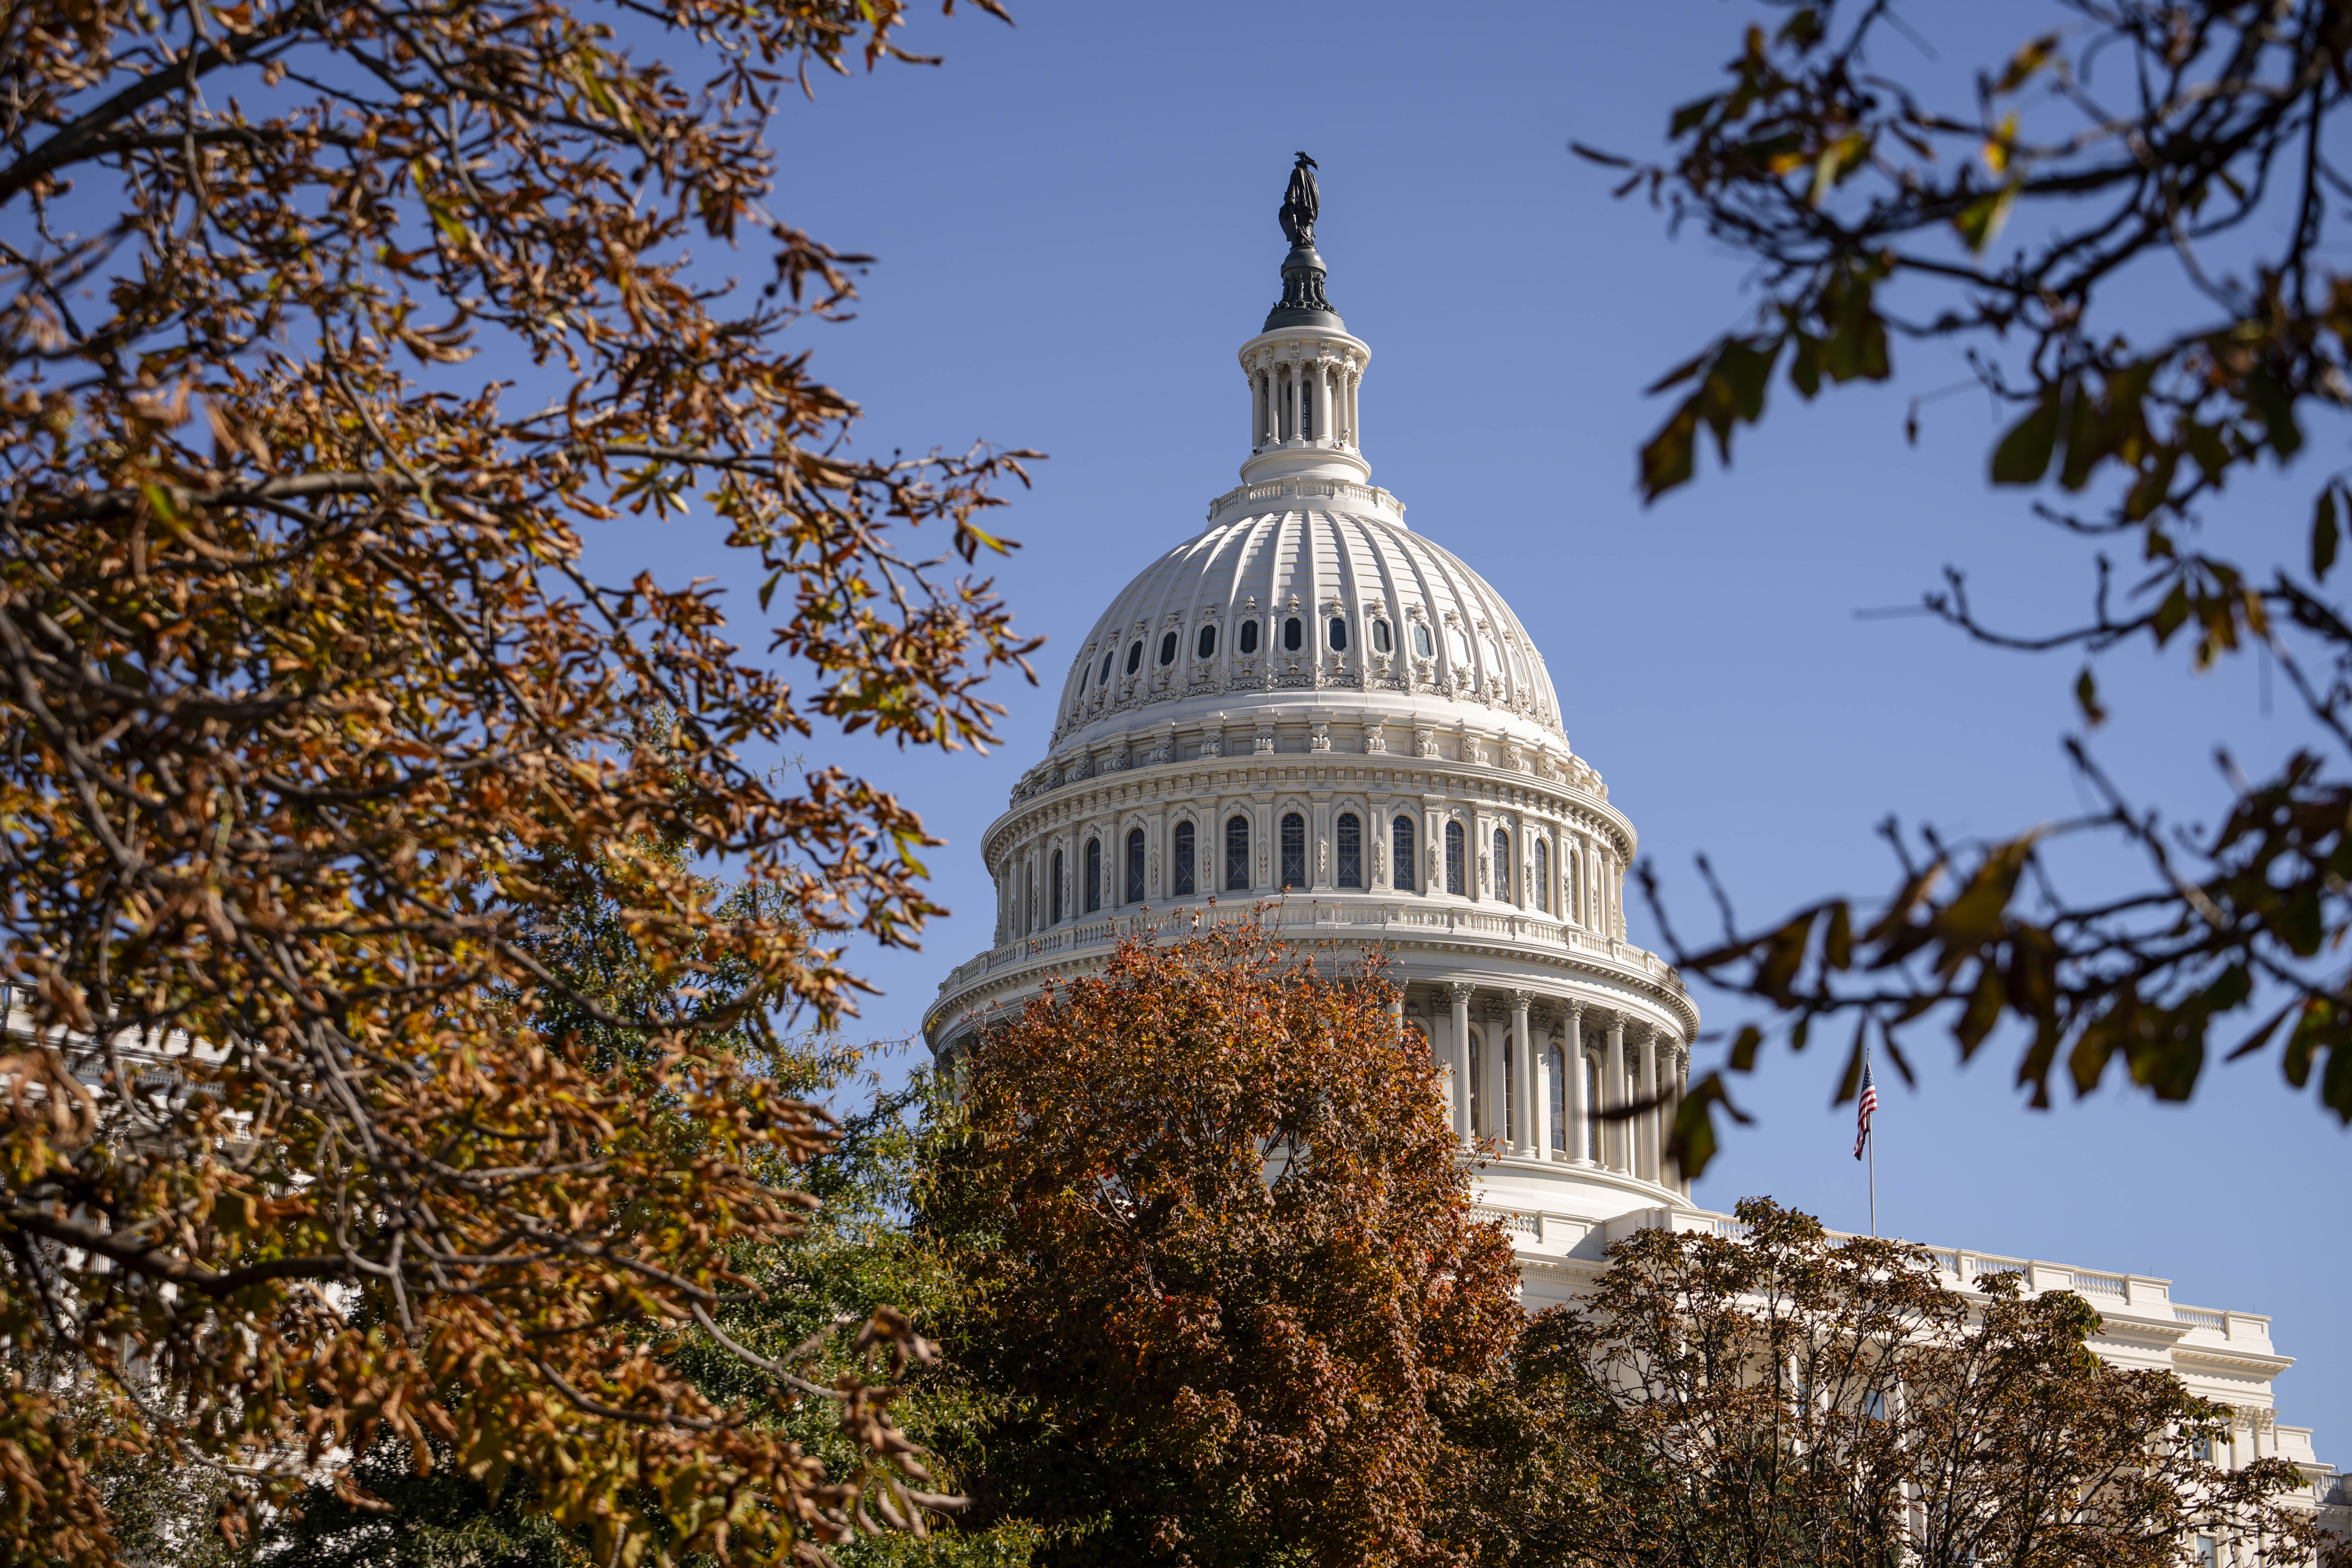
[1280,151,1319,248]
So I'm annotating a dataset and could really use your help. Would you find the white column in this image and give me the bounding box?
[1604,1014,1627,1173]
[1511,991,1534,1156]
[1448,983,1474,1143]
[1252,370,1266,449]
[1666,1044,1688,1195]
[1564,1001,1589,1166]
[1345,371,1360,447]
[1313,363,1332,446]
[1639,1025,1661,1184]
[1281,363,1296,441]
[1532,1003,1554,1162]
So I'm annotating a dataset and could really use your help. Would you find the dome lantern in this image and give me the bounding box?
[1239,153,1373,488]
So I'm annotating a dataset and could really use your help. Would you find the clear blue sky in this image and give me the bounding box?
[586,1,2348,1451]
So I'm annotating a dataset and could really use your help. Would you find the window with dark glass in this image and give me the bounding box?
[1126,828,1146,903]
[1050,849,1063,924]
[1085,838,1101,913]
[1279,812,1306,888]
[1158,631,1178,666]
[1371,619,1391,653]
[1098,648,1114,685]
[1467,1029,1485,1136]
[1412,622,1433,659]
[1586,1055,1601,1160]
[1282,617,1302,652]
[1239,620,1260,655]
[1493,829,1511,901]
[1301,376,1313,440]
[1173,821,1196,896]
[1225,815,1250,891]
[1392,816,1416,891]
[1445,821,1466,895]
[1550,1046,1567,1151]
[1328,617,1348,651]
[1124,641,1142,675]
[1196,624,1216,659]
[1336,812,1361,888]
[1533,839,1550,913]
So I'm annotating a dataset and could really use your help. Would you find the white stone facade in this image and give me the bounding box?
[920,216,2344,1549]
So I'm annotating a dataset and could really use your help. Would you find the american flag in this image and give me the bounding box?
[1853,1057,1878,1161]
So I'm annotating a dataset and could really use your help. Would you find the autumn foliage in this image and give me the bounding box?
[927,920,1521,1568]
[0,0,1029,1560]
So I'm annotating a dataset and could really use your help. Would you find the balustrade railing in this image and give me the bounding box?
[945,900,1674,997]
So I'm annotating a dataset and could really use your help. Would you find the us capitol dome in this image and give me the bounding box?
[923,154,1701,1304]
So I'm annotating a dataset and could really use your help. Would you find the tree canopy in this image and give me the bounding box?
[1583,0,2352,1170]
[926,921,1522,1568]
[1497,1198,2323,1568]
[0,0,1032,1559]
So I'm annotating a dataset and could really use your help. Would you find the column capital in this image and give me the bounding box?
[1446,982,1476,1005]
[1509,988,1535,1010]
[1562,998,1586,1020]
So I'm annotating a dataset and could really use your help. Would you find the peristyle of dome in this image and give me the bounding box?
[929,155,1699,1311]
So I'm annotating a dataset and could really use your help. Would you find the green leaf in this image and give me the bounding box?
[1639,401,1700,500]
[2183,420,2231,481]
[2074,666,2107,727]
[1953,182,2019,253]
[2314,485,2340,582]
[1990,391,2060,484]
[1669,94,1719,137]
[2245,366,2304,460]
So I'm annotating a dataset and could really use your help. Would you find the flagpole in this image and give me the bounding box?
[1865,1037,1877,1238]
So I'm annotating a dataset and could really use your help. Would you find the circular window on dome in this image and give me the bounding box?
[1283,617,1303,652]
[1371,619,1392,654]
[1412,623,1433,659]
[1239,620,1260,655]
[1328,617,1348,651]
[1159,631,1178,666]
[1125,641,1142,676]
[1196,624,1217,659]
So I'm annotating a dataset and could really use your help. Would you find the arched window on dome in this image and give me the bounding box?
[1098,648,1113,686]
[1335,813,1361,888]
[1050,848,1063,925]
[1126,828,1145,904]
[1392,816,1416,892]
[1445,821,1466,895]
[1085,838,1101,914]
[1371,619,1392,654]
[1225,815,1250,891]
[1328,617,1348,652]
[1124,641,1142,676]
[1300,371,1314,441]
[1568,848,1582,924]
[1158,631,1178,667]
[1533,838,1550,914]
[1492,828,1511,902]
[1283,617,1303,653]
[1239,620,1260,655]
[1196,624,1216,659]
[1412,622,1433,660]
[1279,812,1306,889]
[1173,820,1196,897]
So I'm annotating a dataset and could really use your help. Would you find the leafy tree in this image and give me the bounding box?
[925,920,1522,1568]
[1500,1198,2321,1568]
[0,0,1038,1558]
[1578,0,2352,1170]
